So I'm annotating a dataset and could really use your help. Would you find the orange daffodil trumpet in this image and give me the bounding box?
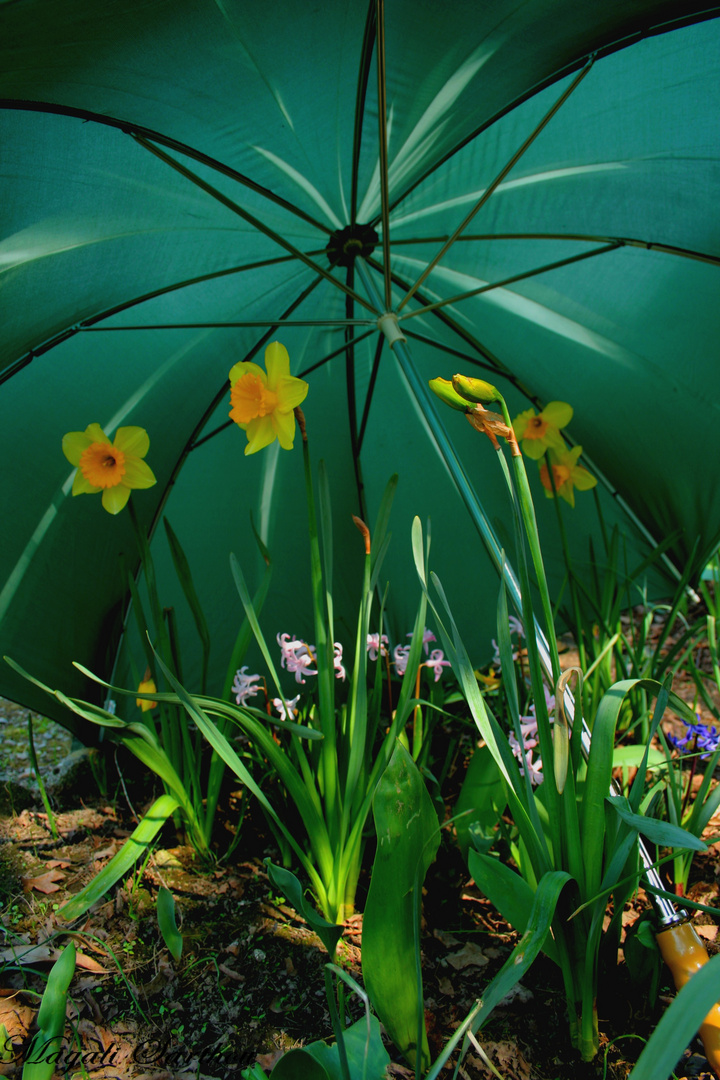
[539,446,597,508]
[62,423,156,515]
[229,341,309,455]
[512,402,573,459]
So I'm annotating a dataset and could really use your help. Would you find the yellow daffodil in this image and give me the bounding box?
[476,667,501,692]
[539,446,597,508]
[513,402,573,460]
[136,675,158,712]
[428,377,470,411]
[430,375,519,453]
[62,424,156,515]
[451,373,502,404]
[229,341,309,455]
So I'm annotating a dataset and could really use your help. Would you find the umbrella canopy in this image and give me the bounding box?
[2,1,719,733]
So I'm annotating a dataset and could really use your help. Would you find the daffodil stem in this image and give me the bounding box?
[300,426,339,840]
[547,459,588,673]
[28,713,58,840]
[497,397,561,686]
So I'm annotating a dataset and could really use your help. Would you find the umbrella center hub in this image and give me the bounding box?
[326,223,379,268]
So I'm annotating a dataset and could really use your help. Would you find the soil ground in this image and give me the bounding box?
[1,619,720,1080]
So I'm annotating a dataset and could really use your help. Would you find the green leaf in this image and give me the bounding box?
[156,886,183,962]
[164,518,211,693]
[22,942,76,1080]
[425,870,571,1080]
[269,1049,330,1079]
[362,740,440,1071]
[264,861,343,959]
[468,850,559,964]
[305,1016,390,1080]
[454,743,506,859]
[59,795,179,921]
[608,795,707,851]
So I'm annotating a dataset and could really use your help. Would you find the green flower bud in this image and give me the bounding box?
[451,374,502,404]
[428,377,470,411]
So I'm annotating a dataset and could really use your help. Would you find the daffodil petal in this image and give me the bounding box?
[244,416,277,455]
[512,409,534,440]
[272,408,297,450]
[544,427,566,452]
[263,341,291,387]
[560,485,576,508]
[114,426,150,458]
[102,484,131,514]
[542,401,573,429]
[275,375,309,411]
[85,423,110,443]
[229,359,265,385]
[522,439,547,461]
[123,458,157,489]
[572,467,597,491]
[72,470,99,495]
[62,430,94,466]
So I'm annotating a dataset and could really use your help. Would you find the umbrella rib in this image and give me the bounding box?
[365,254,514,378]
[345,264,371,521]
[398,242,620,321]
[402,328,530,385]
[0,99,332,236]
[390,233,720,267]
[299,328,377,378]
[375,0,392,310]
[357,334,386,453]
[82,320,375,330]
[132,134,379,315]
[351,1,377,226]
[395,58,595,313]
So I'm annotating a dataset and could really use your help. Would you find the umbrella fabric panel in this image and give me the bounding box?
[0,110,330,375]
[390,19,720,257]
[1,1,719,729]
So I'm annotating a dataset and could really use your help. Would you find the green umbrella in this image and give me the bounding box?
[1,1,719,732]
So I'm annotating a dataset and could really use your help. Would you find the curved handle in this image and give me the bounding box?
[656,922,720,1073]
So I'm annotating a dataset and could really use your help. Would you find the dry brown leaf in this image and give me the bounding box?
[22,868,65,894]
[0,944,57,966]
[75,950,108,973]
[434,929,462,947]
[446,942,490,970]
[438,976,455,996]
[256,1048,284,1071]
[696,924,718,941]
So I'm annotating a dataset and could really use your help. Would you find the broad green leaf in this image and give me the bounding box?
[22,942,76,1080]
[608,796,707,851]
[305,1016,390,1080]
[269,1048,330,1079]
[469,850,559,964]
[362,740,440,1072]
[156,886,183,962]
[59,795,179,921]
[454,743,506,859]
[265,861,343,959]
